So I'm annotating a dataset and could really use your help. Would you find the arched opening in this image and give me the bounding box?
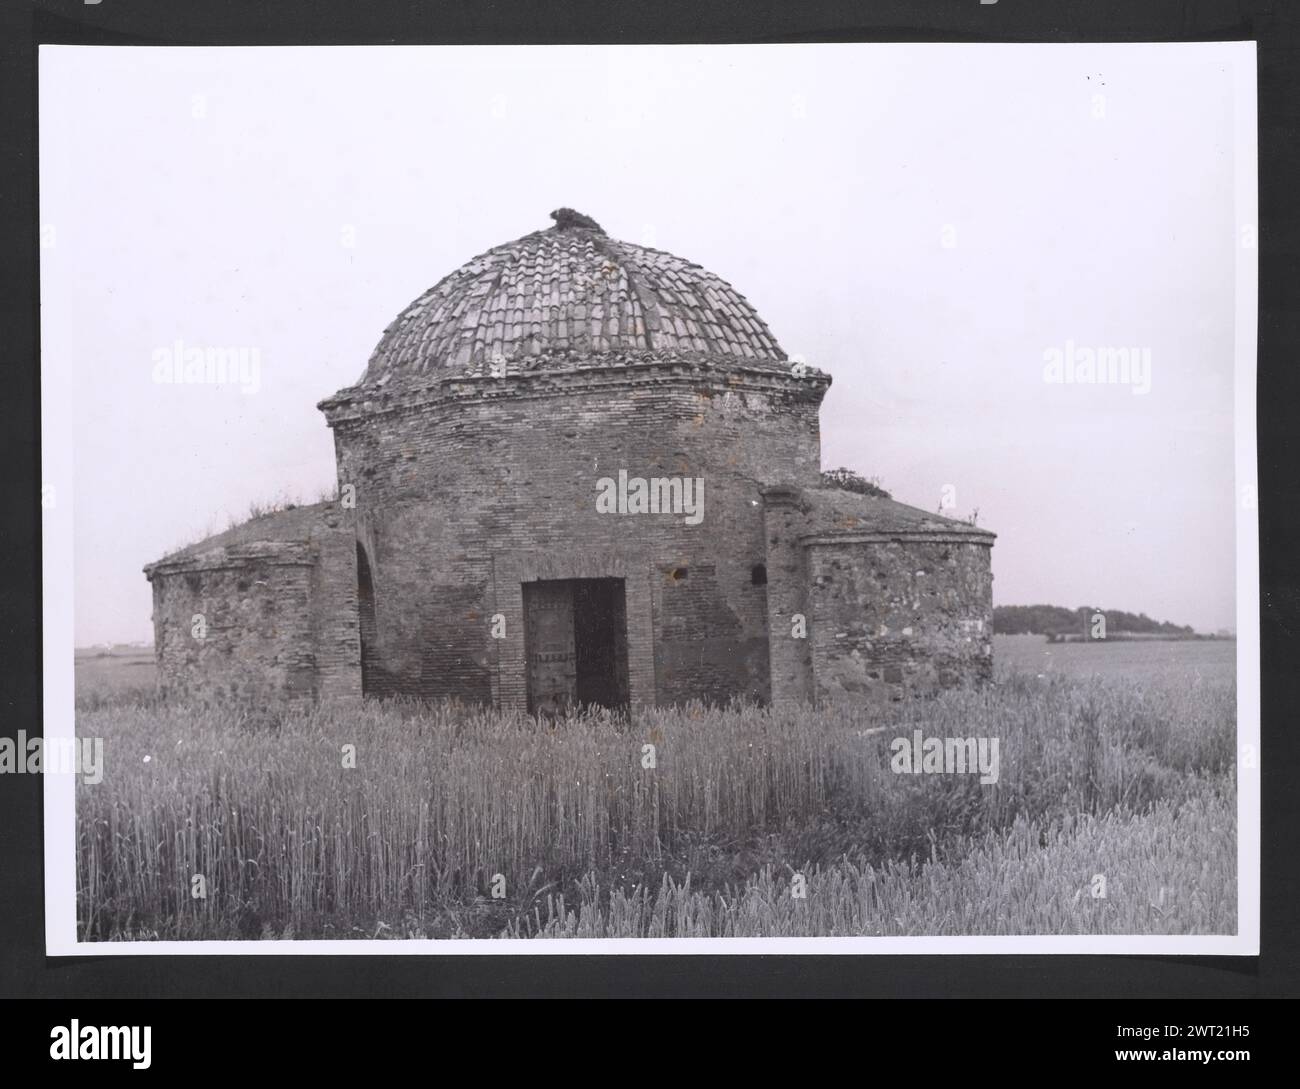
[751,563,768,586]
[356,542,379,696]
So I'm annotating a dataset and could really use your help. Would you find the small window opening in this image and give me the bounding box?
[751,564,768,586]
[669,566,689,583]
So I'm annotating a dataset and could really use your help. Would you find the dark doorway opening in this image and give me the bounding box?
[524,577,629,716]
[573,579,629,710]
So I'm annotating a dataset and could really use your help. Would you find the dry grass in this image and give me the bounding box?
[509,787,1236,937]
[74,660,1236,940]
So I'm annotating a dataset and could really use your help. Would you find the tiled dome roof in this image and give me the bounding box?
[359,209,787,388]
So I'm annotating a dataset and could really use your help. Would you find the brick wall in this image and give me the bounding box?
[308,513,363,702]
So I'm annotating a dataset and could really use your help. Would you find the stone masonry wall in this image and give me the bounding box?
[807,538,993,703]
[147,513,361,705]
[326,364,827,706]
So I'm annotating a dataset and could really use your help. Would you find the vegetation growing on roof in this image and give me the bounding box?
[820,467,891,500]
[549,207,604,232]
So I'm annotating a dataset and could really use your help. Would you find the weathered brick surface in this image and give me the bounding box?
[762,485,815,707]
[309,509,363,702]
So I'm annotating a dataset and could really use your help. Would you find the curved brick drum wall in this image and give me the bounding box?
[322,361,828,706]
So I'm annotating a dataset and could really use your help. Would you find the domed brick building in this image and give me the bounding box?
[145,209,995,711]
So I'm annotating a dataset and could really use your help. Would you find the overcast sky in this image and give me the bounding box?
[40,43,1251,645]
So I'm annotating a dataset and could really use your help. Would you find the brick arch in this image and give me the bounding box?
[355,540,381,696]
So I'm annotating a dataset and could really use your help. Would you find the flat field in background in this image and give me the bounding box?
[72,635,1238,940]
[994,633,1235,686]
[74,645,156,703]
[73,635,1236,701]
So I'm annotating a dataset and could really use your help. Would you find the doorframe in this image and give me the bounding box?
[521,578,578,716]
[491,550,655,712]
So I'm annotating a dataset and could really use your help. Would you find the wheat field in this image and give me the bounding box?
[73,634,1237,940]
[73,639,1236,940]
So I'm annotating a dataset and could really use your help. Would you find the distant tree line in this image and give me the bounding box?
[993,605,1194,637]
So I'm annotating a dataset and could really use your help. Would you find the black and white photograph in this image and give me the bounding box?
[37,41,1257,955]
